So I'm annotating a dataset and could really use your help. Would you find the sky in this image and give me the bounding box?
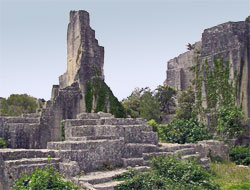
[0,0,249,101]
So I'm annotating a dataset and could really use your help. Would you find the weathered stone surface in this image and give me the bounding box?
[195,140,230,160]
[164,41,201,91]
[165,21,250,137]
[59,10,104,89]
[59,161,80,177]
[200,21,250,118]
[0,112,229,190]
[0,116,41,149]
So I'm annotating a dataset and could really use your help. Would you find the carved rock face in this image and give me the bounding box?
[59,10,104,90]
[165,21,250,119]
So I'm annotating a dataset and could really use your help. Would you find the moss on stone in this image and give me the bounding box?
[85,78,126,118]
[85,81,93,112]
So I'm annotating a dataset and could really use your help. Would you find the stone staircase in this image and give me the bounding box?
[0,149,60,188]
[1,113,41,149]
[0,112,215,190]
[73,166,149,190]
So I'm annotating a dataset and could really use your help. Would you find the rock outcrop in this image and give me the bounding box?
[164,41,202,91]
[0,10,125,147]
[165,21,250,122]
[165,21,250,139]
[59,11,104,90]
[0,111,227,190]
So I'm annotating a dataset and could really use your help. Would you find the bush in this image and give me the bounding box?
[122,87,160,121]
[216,106,245,139]
[230,146,250,166]
[158,118,211,144]
[85,78,126,118]
[0,94,38,116]
[175,87,196,120]
[155,84,176,114]
[0,137,7,148]
[115,156,219,190]
[147,119,167,141]
[13,164,80,190]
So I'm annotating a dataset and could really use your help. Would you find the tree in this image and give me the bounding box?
[186,43,195,50]
[139,88,160,121]
[0,94,38,116]
[245,15,250,23]
[122,87,160,121]
[155,85,176,114]
[13,164,80,190]
[175,87,195,120]
[122,88,141,118]
[216,106,245,139]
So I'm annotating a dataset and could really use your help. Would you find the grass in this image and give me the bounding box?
[210,161,250,190]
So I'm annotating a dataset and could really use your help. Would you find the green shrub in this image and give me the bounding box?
[0,137,7,148]
[230,146,250,166]
[155,84,176,114]
[0,94,38,116]
[115,156,219,190]
[175,87,196,120]
[122,87,160,121]
[216,106,245,139]
[13,165,80,190]
[85,78,126,118]
[147,119,166,141]
[162,118,211,144]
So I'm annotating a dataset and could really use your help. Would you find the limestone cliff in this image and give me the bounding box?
[165,21,250,120]
[164,41,201,91]
[59,11,104,89]
[40,10,126,143]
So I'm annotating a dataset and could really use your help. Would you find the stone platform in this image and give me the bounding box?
[0,112,229,190]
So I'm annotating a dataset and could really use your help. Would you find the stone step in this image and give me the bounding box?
[76,166,148,185]
[67,136,119,141]
[0,149,56,161]
[66,125,153,139]
[124,131,158,144]
[77,113,101,119]
[4,157,61,168]
[6,163,59,185]
[174,148,196,156]
[124,143,157,158]
[47,138,124,150]
[67,118,149,127]
[122,157,144,167]
[102,118,146,125]
[4,117,40,123]
[66,137,87,141]
[78,168,127,185]
[181,153,201,160]
[158,143,193,152]
[66,119,100,126]
[93,181,124,190]
[21,113,41,118]
[142,151,174,161]
[5,123,40,130]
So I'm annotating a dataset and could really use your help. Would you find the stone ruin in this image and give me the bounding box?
[0,111,228,190]
[165,20,250,140]
[0,10,126,150]
[0,10,230,190]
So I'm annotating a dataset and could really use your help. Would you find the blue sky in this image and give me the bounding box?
[0,0,249,100]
